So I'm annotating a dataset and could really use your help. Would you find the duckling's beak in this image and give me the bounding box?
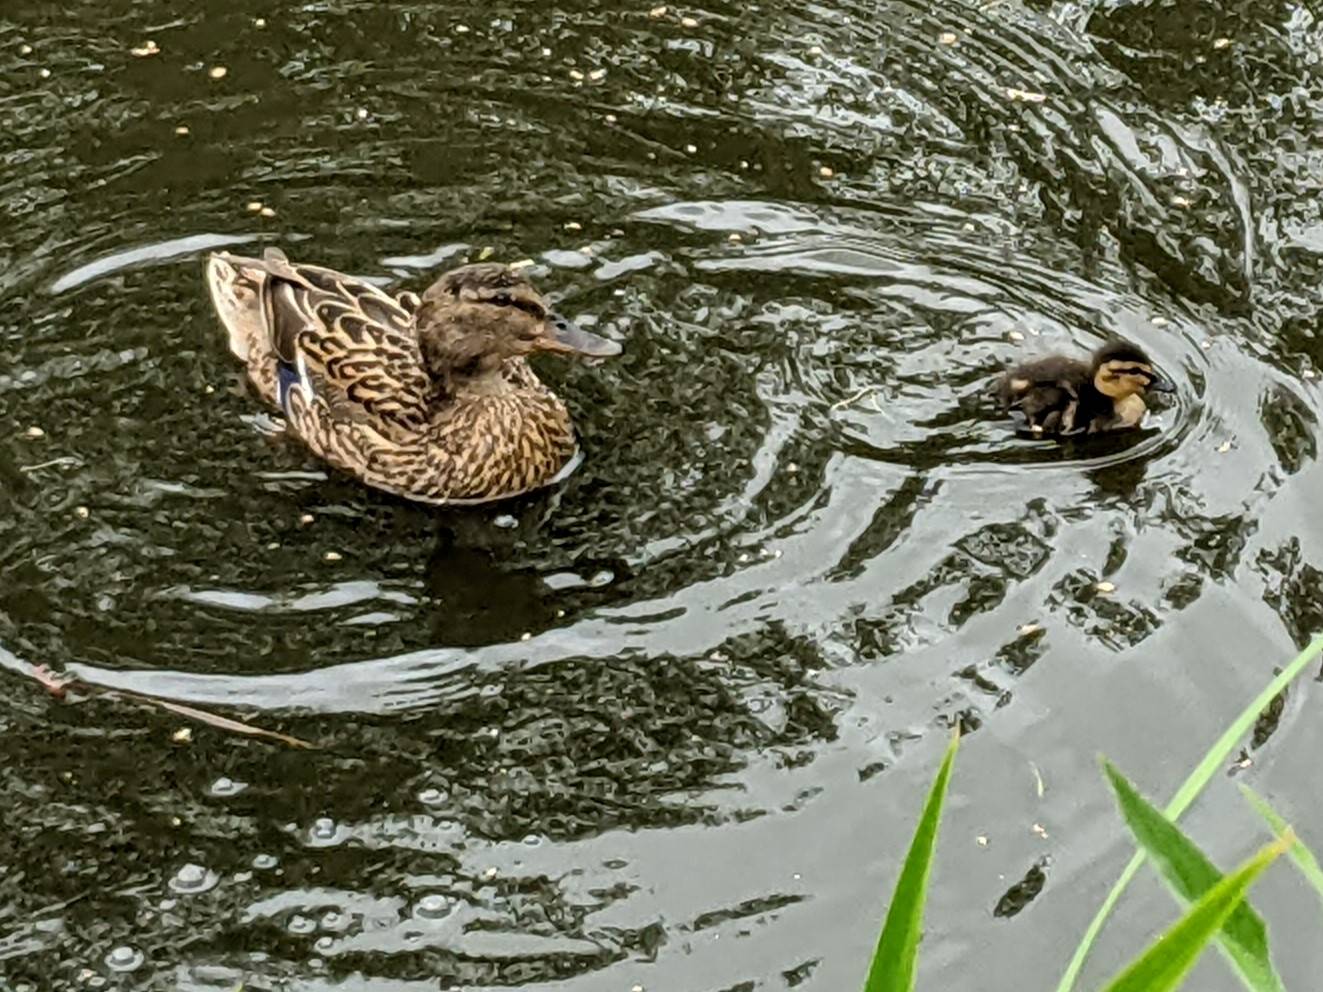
[541,312,622,358]
[1147,374,1177,394]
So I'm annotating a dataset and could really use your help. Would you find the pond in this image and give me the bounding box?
[3,0,1322,989]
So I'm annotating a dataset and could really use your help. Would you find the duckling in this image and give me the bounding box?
[205,248,621,505]
[998,341,1175,436]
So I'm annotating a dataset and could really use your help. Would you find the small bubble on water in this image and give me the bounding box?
[418,787,448,807]
[321,910,347,930]
[105,945,143,972]
[289,914,316,934]
[522,834,543,846]
[416,894,451,920]
[169,863,218,894]
[494,513,517,529]
[308,817,341,845]
[314,935,335,953]
[253,853,278,870]
[209,776,247,797]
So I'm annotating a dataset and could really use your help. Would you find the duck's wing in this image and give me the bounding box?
[206,248,432,439]
[999,357,1089,433]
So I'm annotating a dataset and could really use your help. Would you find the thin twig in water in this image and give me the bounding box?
[830,384,884,412]
[30,665,316,749]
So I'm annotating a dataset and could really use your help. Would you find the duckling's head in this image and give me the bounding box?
[415,263,620,381]
[1090,341,1175,400]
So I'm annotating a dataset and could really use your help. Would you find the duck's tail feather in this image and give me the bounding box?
[205,251,281,406]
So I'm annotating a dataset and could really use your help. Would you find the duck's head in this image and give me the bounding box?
[415,263,620,380]
[1090,341,1176,400]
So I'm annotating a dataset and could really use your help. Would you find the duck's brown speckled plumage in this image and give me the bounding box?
[998,341,1175,436]
[205,249,620,504]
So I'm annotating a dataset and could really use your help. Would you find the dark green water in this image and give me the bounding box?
[3,0,1322,989]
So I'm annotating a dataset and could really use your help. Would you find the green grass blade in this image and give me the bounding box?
[862,730,960,992]
[1103,760,1284,992]
[1240,785,1323,902]
[1056,633,1323,992]
[1100,834,1293,992]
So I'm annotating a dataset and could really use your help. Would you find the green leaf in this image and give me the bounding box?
[1100,834,1293,992]
[1103,760,1284,992]
[862,729,960,992]
[1056,633,1323,992]
[1240,785,1323,903]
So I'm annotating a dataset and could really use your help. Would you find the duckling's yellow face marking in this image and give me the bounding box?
[1094,360,1157,399]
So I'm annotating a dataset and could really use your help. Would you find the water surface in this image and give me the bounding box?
[3,0,1323,989]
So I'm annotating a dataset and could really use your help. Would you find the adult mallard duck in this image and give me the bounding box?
[998,340,1175,436]
[205,248,621,504]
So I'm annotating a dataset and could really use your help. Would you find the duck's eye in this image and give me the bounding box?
[492,293,513,306]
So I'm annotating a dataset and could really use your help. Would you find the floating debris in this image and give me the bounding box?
[20,44,33,55]
[299,513,314,525]
[246,201,263,213]
[1170,194,1192,207]
[24,425,45,438]
[38,68,51,79]
[649,5,668,17]
[477,246,495,260]
[356,107,369,120]
[808,45,822,56]
[172,727,192,743]
[260,206,276,218]
[508,258,535,271]
[1030,762,1045,798]
[74,506,89,519]
[939,31,958,45]
[589,68,607,81]
[455,24,470,34]
[569,68,584,81]
[1212,37,1231,49]
[1017,622,1042,637]
[684,143,697,153]
[680,16,699,27]
[818,165,834,178]
[323,551,342,562]
[604,113,617,123]
[1095,580,1116,594]
[1008,330,1025,342]
[1304,369,1317,380]
[208,65,228,80]
[1032,823,1049,839]
[1005,87,1046,103]
[1151,315,1169,327]
[174,125,190,136]
[130,40,160,58]
[976,835,990,847]
[254,17,267,28]
[1217,441,1232,454]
